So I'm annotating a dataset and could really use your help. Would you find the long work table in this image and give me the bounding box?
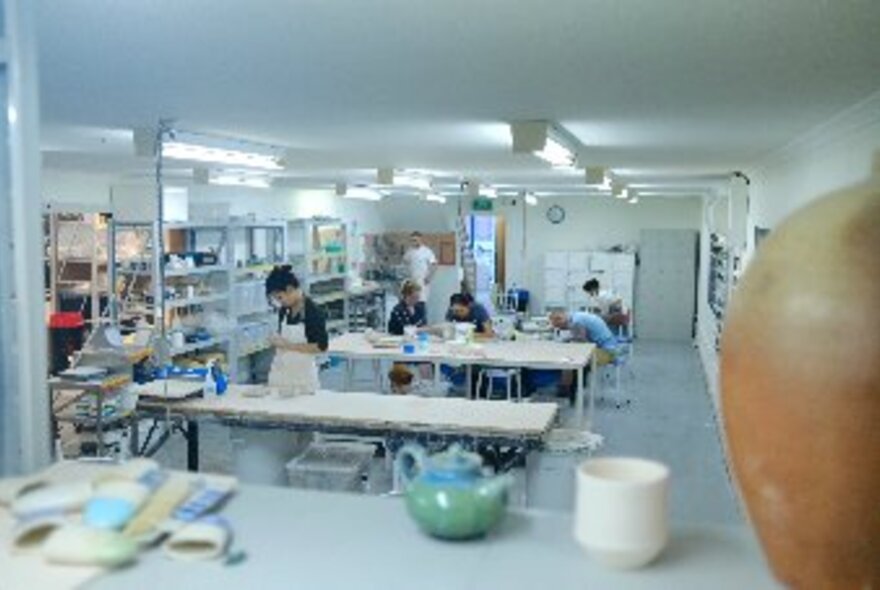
[0,462,777,590]
[328,332,598,428]
[135,385,559,474]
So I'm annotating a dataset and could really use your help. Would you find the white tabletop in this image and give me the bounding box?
[329,332,595,370]
[80,485,778,590]
[139,387,559,441]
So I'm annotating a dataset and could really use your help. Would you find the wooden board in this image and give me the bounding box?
[141,387,558,440]
[131,379,204,400]
[329,332,594,369]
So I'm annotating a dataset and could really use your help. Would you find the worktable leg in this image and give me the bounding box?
[589,353,598,429]
[433,361,441,390]
[129,415,140,457]
[465,365,473,399]
[373,359,381,391]
[345,358,354,391]
[186,420,200,472]
[575,367,585,428]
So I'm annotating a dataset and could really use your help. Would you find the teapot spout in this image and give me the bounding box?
[477,472,514,501]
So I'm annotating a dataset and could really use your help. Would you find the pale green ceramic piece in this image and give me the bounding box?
[396,444,512,540]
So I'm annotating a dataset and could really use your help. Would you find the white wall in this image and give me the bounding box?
[696,89,880,410]
[749,90,880,231]
[499,196,703,312]
[42,169,113,208]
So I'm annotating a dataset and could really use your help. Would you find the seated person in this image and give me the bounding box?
[387,279,430,389]
[582,278,623,316]
[388,279,427,335]
[582,278,629,334]
[549,309,620,365]
[445,292,494,338]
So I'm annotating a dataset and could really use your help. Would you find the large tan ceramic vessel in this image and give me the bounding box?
[721,180,880,589]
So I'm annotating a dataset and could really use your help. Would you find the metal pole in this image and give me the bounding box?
[154,122,169,343]
[3,0,52,473]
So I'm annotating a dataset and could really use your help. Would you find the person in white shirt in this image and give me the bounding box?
[402,231,438,303]
[582,278,622,316]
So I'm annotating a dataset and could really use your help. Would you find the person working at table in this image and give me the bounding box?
[549,309,619,365]
[265,265,328,394]
[446,292,494,338]
[549,309,620,397]
[388,279,427,335]
[387,280,431,392]
[582,279,622,317]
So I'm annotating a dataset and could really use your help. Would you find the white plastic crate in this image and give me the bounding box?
[286,442,375,493]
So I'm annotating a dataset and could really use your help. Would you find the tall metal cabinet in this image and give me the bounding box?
[635,229,699,341]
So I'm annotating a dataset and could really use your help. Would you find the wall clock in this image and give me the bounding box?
[546,205,566,224]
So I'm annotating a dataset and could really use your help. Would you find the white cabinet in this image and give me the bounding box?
[542,251,636,312]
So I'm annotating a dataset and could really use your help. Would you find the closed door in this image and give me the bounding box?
[636,230,698,341]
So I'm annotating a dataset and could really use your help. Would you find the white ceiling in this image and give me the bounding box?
[37,0,880,196]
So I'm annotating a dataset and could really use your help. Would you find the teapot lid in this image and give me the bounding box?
[422,444,483,485]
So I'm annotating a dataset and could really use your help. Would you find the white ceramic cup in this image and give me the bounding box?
[573,457,670,570]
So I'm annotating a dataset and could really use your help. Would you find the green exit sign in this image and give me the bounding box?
[472,197,494,212]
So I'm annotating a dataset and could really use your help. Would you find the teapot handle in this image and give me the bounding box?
[395,445,426,488]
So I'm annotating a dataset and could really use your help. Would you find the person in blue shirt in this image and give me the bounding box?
[548,309,620,398]
[445,292,494,337]
[549,309,620,365]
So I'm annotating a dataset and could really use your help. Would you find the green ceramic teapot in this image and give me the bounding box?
[396,443,512,540]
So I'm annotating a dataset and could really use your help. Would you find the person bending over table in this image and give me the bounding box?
[549,309,620,397]
[445,292,494,339]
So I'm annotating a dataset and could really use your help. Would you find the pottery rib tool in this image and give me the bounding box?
[123,475,192,542]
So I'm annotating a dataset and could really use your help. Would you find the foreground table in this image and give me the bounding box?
[135,386,559,474]
[328,333,598,427]
[82,485,776,590]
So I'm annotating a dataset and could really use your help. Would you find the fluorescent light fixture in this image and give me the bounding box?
[336,183,383,201]
[425,193,447,204]
[210,171,272,189]
[510,121,578,169]
[377,168,432,191]
[157,130,284,171]
[482,186,498,199]
[525,192,538,206]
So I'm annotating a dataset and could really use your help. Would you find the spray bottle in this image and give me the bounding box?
[203,360,218,397]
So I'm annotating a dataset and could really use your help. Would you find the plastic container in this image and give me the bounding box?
[286,442,375,493]
[49,312,85,374]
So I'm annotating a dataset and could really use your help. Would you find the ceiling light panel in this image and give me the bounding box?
[510,121,579,169]
[161,130,284,171]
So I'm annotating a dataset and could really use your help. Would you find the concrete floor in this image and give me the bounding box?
[149,339,742,525]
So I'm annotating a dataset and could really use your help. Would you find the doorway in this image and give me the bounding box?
[466,214,506,309]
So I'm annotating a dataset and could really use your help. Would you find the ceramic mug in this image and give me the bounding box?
[573,457,670,570]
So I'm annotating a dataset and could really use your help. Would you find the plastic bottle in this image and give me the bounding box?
[203,361,218,397]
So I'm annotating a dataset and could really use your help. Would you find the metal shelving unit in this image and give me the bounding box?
[45,211,111,328]
[288,218,349,335]
[110,220,236,376]
[229,220,287,382]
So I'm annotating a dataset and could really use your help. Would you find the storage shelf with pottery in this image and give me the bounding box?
[287,217,349,336]
[111,220,236,378]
